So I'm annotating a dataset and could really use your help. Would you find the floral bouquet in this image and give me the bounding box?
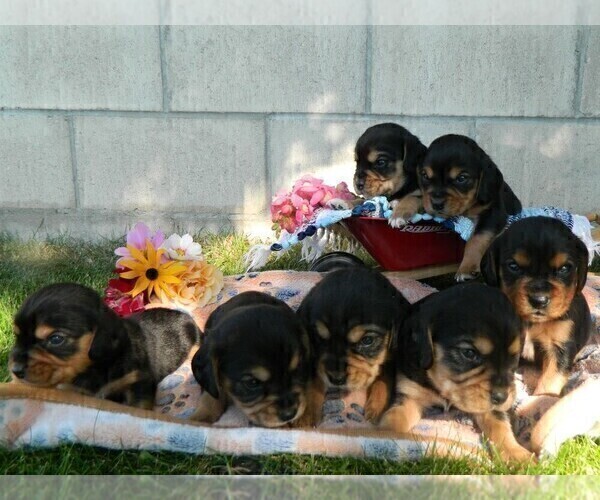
[104,223,224,316]
[270,174,355,235]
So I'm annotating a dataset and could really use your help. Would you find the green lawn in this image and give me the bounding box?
[0,233,598,474]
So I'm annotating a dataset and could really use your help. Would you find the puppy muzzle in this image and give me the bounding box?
[354,176,365,194]
[11,362,26,380]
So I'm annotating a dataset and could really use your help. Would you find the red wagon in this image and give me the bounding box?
[310,217,465,278]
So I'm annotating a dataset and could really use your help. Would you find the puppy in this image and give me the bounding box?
[191,291,311,427]
[297,267,410,422]
[353,123,427,227]
[419,134,522,281]
[9,283,198,409]
[380,283,533,462]
[481,216,592,396]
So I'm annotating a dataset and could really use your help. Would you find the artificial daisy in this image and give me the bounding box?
[160,233,203,261]
[118,240,187,303]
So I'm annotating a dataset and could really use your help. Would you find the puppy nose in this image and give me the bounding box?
[327,371,346,386]
[431,198,445,211]
[278,406,298,422]
[355,178,365,191]
[11,363,26,379]
[528,294,550,309]
[491,389,508,406]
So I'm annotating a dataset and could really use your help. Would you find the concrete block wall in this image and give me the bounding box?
[0,25,598,240]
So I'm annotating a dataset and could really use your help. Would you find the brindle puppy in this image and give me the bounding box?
[481,216,592,396]
[10,283,198,409]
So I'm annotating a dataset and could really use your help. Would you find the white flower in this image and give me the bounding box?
[160,233,203,261]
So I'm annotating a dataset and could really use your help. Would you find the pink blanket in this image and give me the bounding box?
[1,271,599,461]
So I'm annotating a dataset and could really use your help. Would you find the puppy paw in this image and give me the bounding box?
[388,199,417,228]
[455,271,480,282]
[327,197,361,210]
[499,444,537,464]
[327,198,352,210]
[455,264,481,282]
[388,215,407,228]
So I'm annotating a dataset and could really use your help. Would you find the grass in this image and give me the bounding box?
[0,232,598,475]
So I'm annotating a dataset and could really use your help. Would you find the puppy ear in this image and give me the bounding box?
[88,307,128,362]
[402,135,427,174]
[480,236,501,287]
[476,154,504,206]
[191,340,220,399]
[573,236,589,293]
[404,313,434,370]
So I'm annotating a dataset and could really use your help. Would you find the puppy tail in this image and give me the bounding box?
[572,214,600,264]
[244,244,273,271]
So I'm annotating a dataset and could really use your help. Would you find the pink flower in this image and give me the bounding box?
[292,175,355,207]
[270,176,355,234]
[115,222,165,265]
[271,190,299,233]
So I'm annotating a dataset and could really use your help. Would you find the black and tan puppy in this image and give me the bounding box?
[380,284,533,462]
[419,134,522,281]
[353,123,428,227]
[297,267,410,422]
[191,291,311,427]
[481,216,592,396]
[9,283,198,409]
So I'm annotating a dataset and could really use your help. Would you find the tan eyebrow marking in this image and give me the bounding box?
[448,166,466,180]
[250,367,271,382]
[34,324,55,341]
[315,321,330,340]
[289,352,300,371]
[367,150,381,163]
[513,251,530,267]
[347,324,385,344]
[508,337,521,356]
[473,337,494,356]
[550,252,569,269]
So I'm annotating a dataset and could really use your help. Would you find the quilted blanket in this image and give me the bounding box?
[1,271,599,461]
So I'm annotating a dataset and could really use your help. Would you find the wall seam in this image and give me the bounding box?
[159,25,171,112]
[67,116,81,210]
[573,26,591,117]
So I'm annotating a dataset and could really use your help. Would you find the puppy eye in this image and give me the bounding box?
[420,169,429,180]
[557,263,572,275]
[359,334,377,347]
[460,348,480,362]
[455,174,469,184]
[507,261,522,273]
[241,375,262,390]
[47,333,65,347]
[375,158,387,168]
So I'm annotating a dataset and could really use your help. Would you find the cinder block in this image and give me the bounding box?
[74,116,267,214]
[581,28,600,115]
[475,120,600,213]
[371,26,578,117]
[162,0,368,25]
[0,26,162,111]
[268,116,472,194]
[0,114,74,208]
[165,26,367,113]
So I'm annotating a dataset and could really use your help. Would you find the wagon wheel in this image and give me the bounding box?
[309,251,365,273]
